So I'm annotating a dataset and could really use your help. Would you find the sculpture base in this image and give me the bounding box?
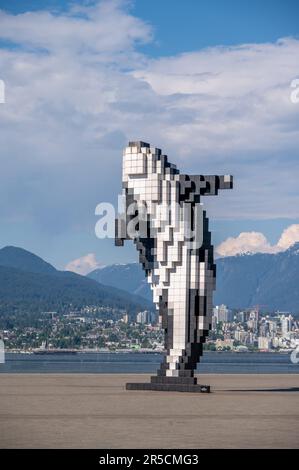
[126,382,210,393]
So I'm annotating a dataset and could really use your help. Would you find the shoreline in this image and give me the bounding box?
[2,350,297,374]
[5,349,292,354]
[1,371,299,375]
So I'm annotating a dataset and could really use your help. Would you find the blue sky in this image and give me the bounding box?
[0,0,298,272]
[1,0,298,53]
[135,0,299,55]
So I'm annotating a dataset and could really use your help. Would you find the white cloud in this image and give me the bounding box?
[216,232,272,257]
[276,224,299,251]
[0,0,151,57]
[216,224,299,257]
[0,0,298,252]
[133,38,299,157]
[0,0,155,234]
[65,253,102,275]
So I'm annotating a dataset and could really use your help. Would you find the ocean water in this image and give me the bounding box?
[0,351,298,374]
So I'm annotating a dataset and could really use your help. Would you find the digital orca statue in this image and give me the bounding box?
[116,141,233,392]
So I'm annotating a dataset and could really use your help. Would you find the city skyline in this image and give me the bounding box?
[2,303,298,354]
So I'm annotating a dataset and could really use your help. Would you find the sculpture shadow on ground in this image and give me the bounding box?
[223,387,299,393]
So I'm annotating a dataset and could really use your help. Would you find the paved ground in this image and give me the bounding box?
[0,374,298,448]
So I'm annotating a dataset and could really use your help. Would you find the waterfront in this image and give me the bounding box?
[0,351,298,374]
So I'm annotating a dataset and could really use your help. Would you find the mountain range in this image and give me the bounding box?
[88,243,299,313]
[0,246,153,317]
[0,243,298,317]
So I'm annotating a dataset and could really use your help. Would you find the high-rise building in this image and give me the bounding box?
[268,320,277,336]
[136,310,155,325]
[259,319,270,337]
[212,314,217,331]
[258,336,272,350]
[215,304,233,323]
[281,315,292,338]
[234,328,247,343]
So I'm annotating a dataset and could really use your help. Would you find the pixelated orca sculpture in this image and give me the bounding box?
[115,141,233,392]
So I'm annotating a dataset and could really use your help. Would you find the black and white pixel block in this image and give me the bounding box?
[116,141,233,390]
